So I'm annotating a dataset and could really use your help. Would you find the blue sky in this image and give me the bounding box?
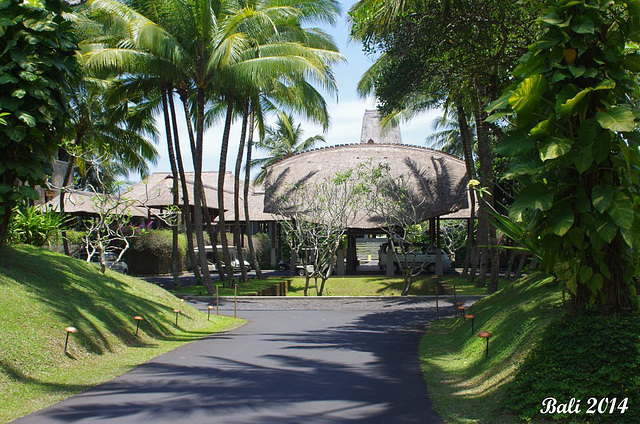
[146,0,442,178]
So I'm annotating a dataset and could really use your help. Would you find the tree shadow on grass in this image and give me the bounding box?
[0,246,211,356]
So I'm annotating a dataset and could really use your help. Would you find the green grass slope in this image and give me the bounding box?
[0,245,243,423]
[419,273,564,423]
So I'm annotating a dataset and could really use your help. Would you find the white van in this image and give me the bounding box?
[378,242,451,274]
[196,245,251,273]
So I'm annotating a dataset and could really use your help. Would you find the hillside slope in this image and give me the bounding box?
[420,273,564,423]
[0,245,242,423]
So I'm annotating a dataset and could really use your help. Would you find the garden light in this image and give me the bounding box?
[173,309,180,326]
[134,316,143,336]
[477,331,492,358]
[64,326,78,353]
[465,314,475,335]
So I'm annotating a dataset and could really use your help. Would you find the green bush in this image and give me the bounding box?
[252,232,271,266]
[504,314,640,423]
[125,229,187,275]
[8,205,69,246]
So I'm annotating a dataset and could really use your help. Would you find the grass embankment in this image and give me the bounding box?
[420,273,640,423]
[173,275,490,297]
[420,273,564,423]
[0,245,244,423]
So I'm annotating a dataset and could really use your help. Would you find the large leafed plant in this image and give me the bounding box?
[0,0,77,246]
[488,0,640,312]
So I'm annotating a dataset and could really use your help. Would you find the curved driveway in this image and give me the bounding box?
[13,297,478,424]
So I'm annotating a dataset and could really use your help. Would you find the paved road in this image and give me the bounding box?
[13,297,477,424]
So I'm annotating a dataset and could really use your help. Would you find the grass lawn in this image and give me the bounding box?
[173,274,494,297]
[419,272,564,423]
[0,245,244,423]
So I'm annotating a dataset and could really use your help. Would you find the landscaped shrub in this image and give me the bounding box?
[504,314,640,423]
[251,232,271,268]
[8,205,69,246]
[125,229,187,275]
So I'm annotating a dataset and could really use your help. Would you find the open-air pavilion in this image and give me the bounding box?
[262,110,475,275]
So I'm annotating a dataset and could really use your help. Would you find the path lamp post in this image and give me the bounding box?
[64,326,78,353]
[465,314,475,335]
[208,305,214,320]
[457,306,465,317]
[477,331,492,358]
[173,309,181,327]
[134,316,143,336]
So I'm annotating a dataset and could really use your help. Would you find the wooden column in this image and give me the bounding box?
[435,216,443,276]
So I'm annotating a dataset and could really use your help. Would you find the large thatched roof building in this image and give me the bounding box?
[263,144,470,229]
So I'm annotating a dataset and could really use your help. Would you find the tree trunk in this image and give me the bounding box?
[233,98,250,283]
[244,104,264,279]
[217,96,236,279]
[168,89,200,284]
[514,253,527,280]
[194,86,215,294]
[161,88,180,287]
[60,152,75,256]
[472,81,499,293]
[504,246,515,281]
[456,104,476,277]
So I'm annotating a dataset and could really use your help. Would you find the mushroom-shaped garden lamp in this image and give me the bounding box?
[477,331,492,358]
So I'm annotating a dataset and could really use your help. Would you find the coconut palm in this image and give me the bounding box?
[251,113,325,184]
[424,110,477,159]
[83,0,343,290]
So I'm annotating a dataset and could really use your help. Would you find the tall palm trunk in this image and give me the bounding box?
[233,98,250,282]
[161,88,180,286]
[217,96,236,281]
[456,104,476,277]
[168,89,200,282]
[244,105,264,279]
[194,86,215,294]
[178,91,223,280]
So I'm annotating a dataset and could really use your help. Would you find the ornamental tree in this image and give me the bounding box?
[488,0,640,312]
[0,0,77,247]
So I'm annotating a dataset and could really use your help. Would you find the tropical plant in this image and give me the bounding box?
[424,110,476,158]
[487,0,640,313]
[0,0,78,247]
[8,204,69,247]
[251,113,326,183]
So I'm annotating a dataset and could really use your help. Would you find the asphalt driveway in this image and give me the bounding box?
[13,297,476,424]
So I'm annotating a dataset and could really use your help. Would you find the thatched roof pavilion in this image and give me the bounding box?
[125,172,237,216]
[41,190,148,218]
[263,143,470,229]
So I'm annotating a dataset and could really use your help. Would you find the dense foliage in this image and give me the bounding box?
[125,229,187,275]
[489,0,640,312]
[7,203,67,246]
[0,0,77,246]
[505,313,640,422]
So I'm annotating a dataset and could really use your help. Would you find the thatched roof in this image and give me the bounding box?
[263,144,469,229]
[41,190,149,218]
[126,172,236,212]
[360,110,402,144]
[216,183,283,223]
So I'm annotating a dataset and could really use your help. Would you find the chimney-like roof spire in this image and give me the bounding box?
[359,110,402,144]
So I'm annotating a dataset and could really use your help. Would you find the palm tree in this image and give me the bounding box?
[58,77,158,254]
[83,0,342,290]
[424,110,477,159]
[251,113,325,183]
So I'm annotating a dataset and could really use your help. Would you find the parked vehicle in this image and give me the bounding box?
[378,242,451,274]
[89,252,129,274]
[196,245,251,273]
[278,260,290,271]
[295,264,315,276]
